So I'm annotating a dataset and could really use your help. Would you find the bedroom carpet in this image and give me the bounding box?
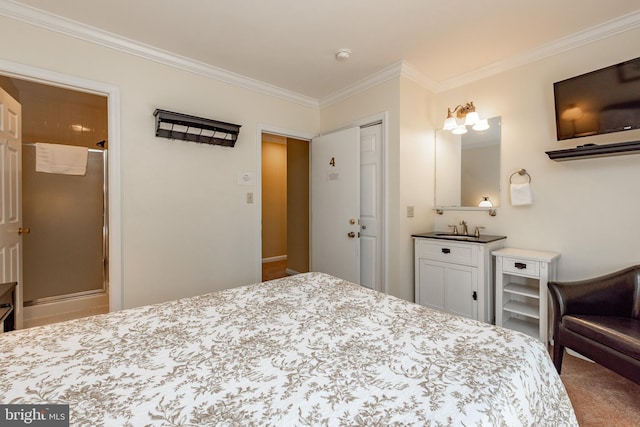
[558,350,640,427]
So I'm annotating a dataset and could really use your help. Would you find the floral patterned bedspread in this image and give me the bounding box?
[0,272,577,426]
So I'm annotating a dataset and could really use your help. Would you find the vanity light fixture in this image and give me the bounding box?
[478,196,493,207]
[478,196,497,215]
[443,102,489,134]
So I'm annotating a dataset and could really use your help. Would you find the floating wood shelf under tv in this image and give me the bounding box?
[545,140,640,161]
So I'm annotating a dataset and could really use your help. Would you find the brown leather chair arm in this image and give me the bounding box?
[548,265,639,318]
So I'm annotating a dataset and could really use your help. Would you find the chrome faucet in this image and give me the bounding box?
[459,220,468,236]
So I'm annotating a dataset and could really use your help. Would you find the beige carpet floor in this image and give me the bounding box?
[559,351,640,426]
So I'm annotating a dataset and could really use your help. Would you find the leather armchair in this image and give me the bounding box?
[548,265,640,385]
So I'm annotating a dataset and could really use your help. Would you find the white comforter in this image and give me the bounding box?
[0,272,577,426]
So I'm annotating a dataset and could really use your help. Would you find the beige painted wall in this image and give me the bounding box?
[0,16,319,309]
[3,11,637,310]
[320,77,435,301]
[261,141,287,259]
[433,26,640,281]
[398,77,436,301]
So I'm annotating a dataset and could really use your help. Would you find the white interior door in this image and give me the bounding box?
[311,126,360,283]
[359,123,382,291]
[0,87,22,329]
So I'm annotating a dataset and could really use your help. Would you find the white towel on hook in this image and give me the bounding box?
[510,183,533,206]
[35,142,88,175]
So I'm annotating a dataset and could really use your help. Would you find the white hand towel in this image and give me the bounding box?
[36,143,88,176]
[510,183,533,206]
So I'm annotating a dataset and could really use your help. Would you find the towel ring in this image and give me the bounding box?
[509,169,531,184]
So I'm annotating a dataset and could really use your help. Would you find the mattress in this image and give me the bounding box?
[0,272,577,426]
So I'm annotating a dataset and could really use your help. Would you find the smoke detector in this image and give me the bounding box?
[335,48,351,61]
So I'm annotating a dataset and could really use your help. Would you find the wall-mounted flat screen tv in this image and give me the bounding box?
[554,56,640,141]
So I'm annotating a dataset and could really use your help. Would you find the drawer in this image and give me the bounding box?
[416,239,478,266]
[501,257,540,277]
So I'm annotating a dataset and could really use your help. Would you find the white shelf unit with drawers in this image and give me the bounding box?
[493,248,560,344]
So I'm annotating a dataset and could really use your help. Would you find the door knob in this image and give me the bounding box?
[18,227,31,235]
[347,231,356,238]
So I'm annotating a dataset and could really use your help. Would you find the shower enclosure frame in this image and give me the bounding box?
[22,143,108,307]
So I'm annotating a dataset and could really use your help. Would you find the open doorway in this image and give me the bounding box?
[261,133,310,281]
[0,75,109,327]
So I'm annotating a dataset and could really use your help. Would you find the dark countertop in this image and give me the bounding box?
[412,231,507,244]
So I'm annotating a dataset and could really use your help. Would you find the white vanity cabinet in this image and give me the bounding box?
[493,248,560,344]
[413,234,506,323]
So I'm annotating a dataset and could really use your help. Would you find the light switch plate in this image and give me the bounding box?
[407,206,414,218]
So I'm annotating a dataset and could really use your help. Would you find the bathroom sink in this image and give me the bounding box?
[412,231,507,244]
[433,233,479,240]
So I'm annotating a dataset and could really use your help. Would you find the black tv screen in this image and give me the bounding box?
[553,56,640,141]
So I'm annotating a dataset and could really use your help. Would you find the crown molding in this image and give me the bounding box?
[0,0,320,109]
[434,9,640,93]
[2,0,639,108]
[399,62,439,92]
[317,60,439,109]
[319,61,407,109]
[322,9,640,102]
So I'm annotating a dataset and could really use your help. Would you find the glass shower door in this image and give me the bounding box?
[22,144,107,304]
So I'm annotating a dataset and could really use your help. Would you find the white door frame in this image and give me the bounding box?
[255,124,315,282]
[348,112,388,294]
[256,112,388,294]
[0,59,123,311]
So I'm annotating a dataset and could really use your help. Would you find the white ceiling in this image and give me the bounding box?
[6,0,640,101]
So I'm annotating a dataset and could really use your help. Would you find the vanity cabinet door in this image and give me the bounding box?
[444,263,477,319]
[416,259,477,319]
[417,259,446,311]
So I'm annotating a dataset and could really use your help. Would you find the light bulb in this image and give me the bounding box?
[473,119,490,131]
[452,125,467,135]
[464,111,480,126]
[478,196,493,207]
[443,117,457,130]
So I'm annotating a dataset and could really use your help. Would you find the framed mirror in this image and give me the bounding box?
[434,116,501,209]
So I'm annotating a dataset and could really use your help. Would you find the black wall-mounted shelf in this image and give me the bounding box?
[153,109,241,147]
[546,140,640,161]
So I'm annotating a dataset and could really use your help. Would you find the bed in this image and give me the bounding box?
[0,272,577,426]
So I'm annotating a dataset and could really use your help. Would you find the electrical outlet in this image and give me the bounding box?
[407,206,414,218]
[246,192,253,204]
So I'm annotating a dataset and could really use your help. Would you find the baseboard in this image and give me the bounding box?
[262,255,287,263]
[566,348,593,362]
[22,293,109,329]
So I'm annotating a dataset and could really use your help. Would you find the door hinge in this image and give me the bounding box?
[472,291,478,301]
